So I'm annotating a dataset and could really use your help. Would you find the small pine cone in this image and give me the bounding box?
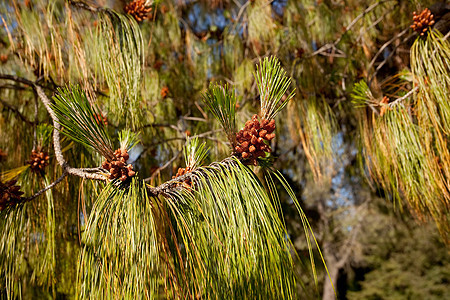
[251,135,258,145]
[28,149,50,173]
[124,0,152,22]
[411,8,435,36]
[242,152,249,159]
[0,180,25,210]
[235,146,243,153]
[249,145,256,153]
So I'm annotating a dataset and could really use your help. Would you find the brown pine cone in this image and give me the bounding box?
[234,114,276,165]
[27,149,50,173]
[124,0,152,22]
[102,148,136,182]
[0,180,24,211]
[411,8,435,36]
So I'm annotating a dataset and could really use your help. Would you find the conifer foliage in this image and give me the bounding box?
[0,2,321,298]
[1,0,449,298]
[353,29,450,243]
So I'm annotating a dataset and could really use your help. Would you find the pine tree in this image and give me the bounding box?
[1,0,449,299]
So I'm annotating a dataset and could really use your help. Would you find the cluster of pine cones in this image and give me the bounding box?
[101,149,136,182]
[0,180,24,211]
[234,114,276,165]
[411,8,435,36]
[124,0,152,22]
[172,167,192,189]
[27,149,50,173]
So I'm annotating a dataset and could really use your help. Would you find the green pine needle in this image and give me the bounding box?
[255,56,295,120]
[202,83,237,147]
[118,129,140,151]
[183,137,209,170]
[52,85,114,160]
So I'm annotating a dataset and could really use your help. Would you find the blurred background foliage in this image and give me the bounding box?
[0,0,449,299]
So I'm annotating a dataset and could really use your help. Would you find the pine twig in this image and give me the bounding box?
[309,0,397,58]
[67,0,106,14]
[144,151,182,183]
[24,170,68,201]
[388,86,419,108]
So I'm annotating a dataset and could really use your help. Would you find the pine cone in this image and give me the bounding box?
[0,180,24,211]
[102,148,136,182]
[235,114,275,165]
[411,8,435,36]
[124,0,152,22]
[27,149,50,173]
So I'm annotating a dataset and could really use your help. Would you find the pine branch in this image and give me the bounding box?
[388,86,419,108]
[34,85,107,181]
[67,0,107,14]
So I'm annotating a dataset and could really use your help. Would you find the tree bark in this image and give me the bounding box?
[322,244,339,300]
